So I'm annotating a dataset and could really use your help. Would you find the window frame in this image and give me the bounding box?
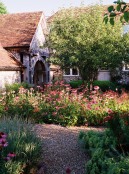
[123,63,129,71]
[63,68,79,76]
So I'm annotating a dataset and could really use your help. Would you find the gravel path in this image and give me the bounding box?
[34,124,103,174]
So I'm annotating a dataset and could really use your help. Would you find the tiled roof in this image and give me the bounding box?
[0,44,24,70]
[0,11,43,48]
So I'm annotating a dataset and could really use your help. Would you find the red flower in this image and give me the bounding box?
[104,116,113,122]
[4,106,8,111]
[125,121,128,126]
[66,167,71,174]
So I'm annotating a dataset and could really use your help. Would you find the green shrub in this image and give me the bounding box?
[104,110,129,147]
[93,80,117,92]
[69,80,83,88]
[5,82,31,93]
[6,98,34,122]
[79,130,129,174]
[0,117,41,174]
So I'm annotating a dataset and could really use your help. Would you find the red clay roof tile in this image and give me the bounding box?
[0,11,43,47]
[0,43,24,70]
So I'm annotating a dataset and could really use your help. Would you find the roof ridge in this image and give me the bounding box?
[0,11,43,15]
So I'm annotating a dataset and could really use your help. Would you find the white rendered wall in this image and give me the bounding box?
[97,70,111,81]
[0,71,21,88]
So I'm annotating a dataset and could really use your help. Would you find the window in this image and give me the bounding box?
[123,64,129,71]
[72,68,78,75]
[122,61,129,71]
[20,71,24,82]
[20,53,23,63]
[64,68,70,75]
[64,68,79,76]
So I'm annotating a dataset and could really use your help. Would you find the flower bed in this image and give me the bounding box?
[0,81,129,126]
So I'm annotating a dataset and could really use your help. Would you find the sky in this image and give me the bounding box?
[1,0,126,17]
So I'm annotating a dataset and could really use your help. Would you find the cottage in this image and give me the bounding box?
[0,11,50,88]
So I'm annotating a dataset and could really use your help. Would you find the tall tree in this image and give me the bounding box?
[48,5,129,82]
[0,1,7,14]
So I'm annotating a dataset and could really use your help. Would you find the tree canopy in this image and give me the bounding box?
[48,5,129,82]
[0,1,7,14]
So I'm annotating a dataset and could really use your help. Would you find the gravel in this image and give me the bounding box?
[34,124,103,174]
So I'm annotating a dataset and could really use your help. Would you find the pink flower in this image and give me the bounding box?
[107,109,113,114]
[94,86,99,90]
[0,139,8,147]
[71,89,77,93]
[30,88,34,91]
[8,152,16,158]
[91,90,96,94]
[52,112,57,116]
[87,104,92,110]
[0,132,7,138]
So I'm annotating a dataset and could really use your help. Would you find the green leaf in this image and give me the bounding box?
[110,18,115,25]
[116,4,121,11]
[124,11,129,22]
[120,15,124,23]
[109,12,116,17]
[114,0,126,5]
[103,14,108,24]
[108,6,114,12]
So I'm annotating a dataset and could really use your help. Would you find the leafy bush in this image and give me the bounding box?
[5,82,31,93]
[0,117,41,174]
[93,80,117,92]
[104,110,129,149]
[79,130,129,174]
[69,80,83,88]
[121,83,129,91]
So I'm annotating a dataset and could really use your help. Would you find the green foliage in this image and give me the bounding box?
[0,1,7,14]
[0,117,41,174]
[79,130,129,174]
[93,80,117,92]
[48,5,129,82]
[104,110,129,147]
[69,80,83,88]
[5,82,31,93]
[105,1,129,25]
